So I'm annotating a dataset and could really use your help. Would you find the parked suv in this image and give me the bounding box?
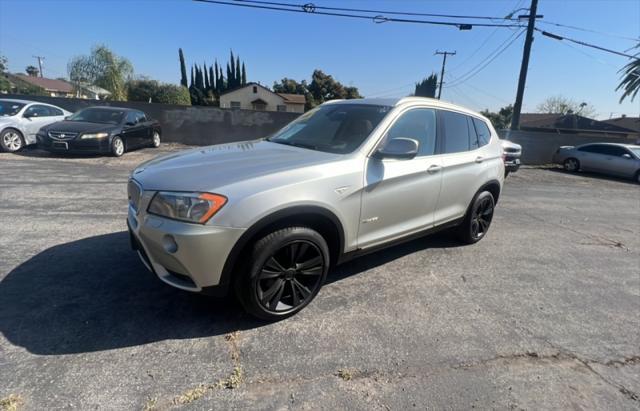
[128,97,504,320]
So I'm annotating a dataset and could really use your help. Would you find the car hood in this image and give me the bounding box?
[43,120,118,133]
[132,140,343,192]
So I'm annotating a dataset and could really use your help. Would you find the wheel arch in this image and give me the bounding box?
[478,179,501,204]
[218,205,346,289]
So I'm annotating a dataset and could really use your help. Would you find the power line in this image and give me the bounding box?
[232,0,520,21]
[538,28,640,60]
[537,20,640,42]
[446,29,525,87]
[192,0,527,29]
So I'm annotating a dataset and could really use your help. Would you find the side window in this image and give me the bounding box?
[441,110,471,154]
[385,108,437,156]
[472,118,492,147]
[25,105,51,117]
[49,107,63,116]
[136,112,147,123]
[578,145,604,154]
[597,146,628,157]
[125,112,137,125]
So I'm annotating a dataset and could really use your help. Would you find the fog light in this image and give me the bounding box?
[162,235,178,253]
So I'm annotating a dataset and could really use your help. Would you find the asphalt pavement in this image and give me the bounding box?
[1,146,638,410]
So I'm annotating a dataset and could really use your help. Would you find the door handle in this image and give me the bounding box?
[475,156,484,163]
[427,165,442,173]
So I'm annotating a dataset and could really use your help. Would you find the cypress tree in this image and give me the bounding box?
[195,65,204,91]
[214,60,220,93]
[209,65,215,92]
[235,56,241,87]
[204,62,210,91]
[218,65,225,92]
[179,48,188,88]
[229,51,236,87]
[241,62,247,85]
[190,66,194,87]
[226,63,232,90]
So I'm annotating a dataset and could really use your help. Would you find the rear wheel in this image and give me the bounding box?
[237,227,329,320]
[111,136,125,157]
[635,170,640,184]
[563,158,580,172]
[1,129,24,152]
[457,191,495,244]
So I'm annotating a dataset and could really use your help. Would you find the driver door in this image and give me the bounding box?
[358,108,443,248]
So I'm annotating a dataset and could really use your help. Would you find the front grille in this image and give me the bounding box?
[48,131,78,140]
[128,180,142,212]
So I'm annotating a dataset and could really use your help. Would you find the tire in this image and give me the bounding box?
[111,136,125,157]
[236,226,329,321]
[456,191,495,245]
[635,170,640,185]
[151,131,161,148]
[563,158,580,172]
[504,169,510,178]
[1,128,25,152]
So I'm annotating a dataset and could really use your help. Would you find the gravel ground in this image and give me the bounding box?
[1,145,639,410]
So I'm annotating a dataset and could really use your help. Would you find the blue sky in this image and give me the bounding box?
[1,0,638,118]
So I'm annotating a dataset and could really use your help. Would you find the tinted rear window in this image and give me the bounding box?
[472,118,492,147]
[441,110,471,154]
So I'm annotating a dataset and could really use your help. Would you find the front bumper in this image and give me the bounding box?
[504,157,521,172]
[37,134,111,154]
[127,187,245,294]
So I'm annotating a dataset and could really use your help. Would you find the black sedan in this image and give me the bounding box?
[37,107,161,157]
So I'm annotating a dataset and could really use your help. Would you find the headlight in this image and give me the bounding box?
[80,132,109,139]
[147,192,227,224]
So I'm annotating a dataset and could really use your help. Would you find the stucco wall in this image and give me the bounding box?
[3,94,300,146]
[499,129,637,165]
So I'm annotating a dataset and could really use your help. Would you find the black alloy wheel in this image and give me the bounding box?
[457,191,495,244]
[238,227,329,320]
[256,240,324,312]
[470,194,494,241]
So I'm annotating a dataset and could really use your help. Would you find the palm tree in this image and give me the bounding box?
[616,45,640,103]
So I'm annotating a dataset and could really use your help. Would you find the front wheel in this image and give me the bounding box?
[237,227,329,320]
[1,129,24,152]
[111,136,125,157]
[457,191,495,244]
[151,131,161,148]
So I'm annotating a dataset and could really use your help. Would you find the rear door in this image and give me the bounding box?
[433,110,484,225]
[576,145,606,171]
[22,104,56,144]
[358,108,443,248]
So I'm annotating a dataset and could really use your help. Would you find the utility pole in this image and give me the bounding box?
[32,55,44,78]
[435,50,456,99]
[510,0,541,130]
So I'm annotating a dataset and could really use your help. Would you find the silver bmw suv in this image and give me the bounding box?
[128,97,504,320]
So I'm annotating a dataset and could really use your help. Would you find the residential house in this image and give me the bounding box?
[75,82,112,100]
[603,116,640,141]
[219,83,305,113]
[12,74,75,97]
[520,113,638,139]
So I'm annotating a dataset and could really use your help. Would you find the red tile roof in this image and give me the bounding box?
[277,93,306,105]
[15,74,74,93]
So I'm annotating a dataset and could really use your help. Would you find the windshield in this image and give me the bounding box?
[0,101,26,117]
[268,104,391,154]
[68,108,125,125]
[630,147,640,158]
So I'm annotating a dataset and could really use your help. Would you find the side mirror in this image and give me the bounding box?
[622,153,632,159]
[23,112,35,119]
[125,121,135,127]
[64,116,70,120]
[374,137,419,160]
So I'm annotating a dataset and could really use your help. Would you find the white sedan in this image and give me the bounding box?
[0,99,72,152]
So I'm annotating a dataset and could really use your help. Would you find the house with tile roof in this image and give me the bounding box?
[219,82,305,113]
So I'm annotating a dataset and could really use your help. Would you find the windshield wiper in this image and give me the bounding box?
[269,140,319,151]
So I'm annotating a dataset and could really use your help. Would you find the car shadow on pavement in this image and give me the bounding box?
[0,230,459,355]
[12,147,104,159]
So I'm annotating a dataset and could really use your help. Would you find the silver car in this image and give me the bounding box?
[553,143,640,183]
[128,97,505,319]
[0,99,71,152]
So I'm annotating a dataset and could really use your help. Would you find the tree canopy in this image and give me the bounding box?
[127,78,190,105]
[536,95,596,118]
[480,105,513,130]
[68,45,133,100]
[414,73,438,98]
[25,65,39,77]
[274,70,362,110]
[616,48,640,103]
